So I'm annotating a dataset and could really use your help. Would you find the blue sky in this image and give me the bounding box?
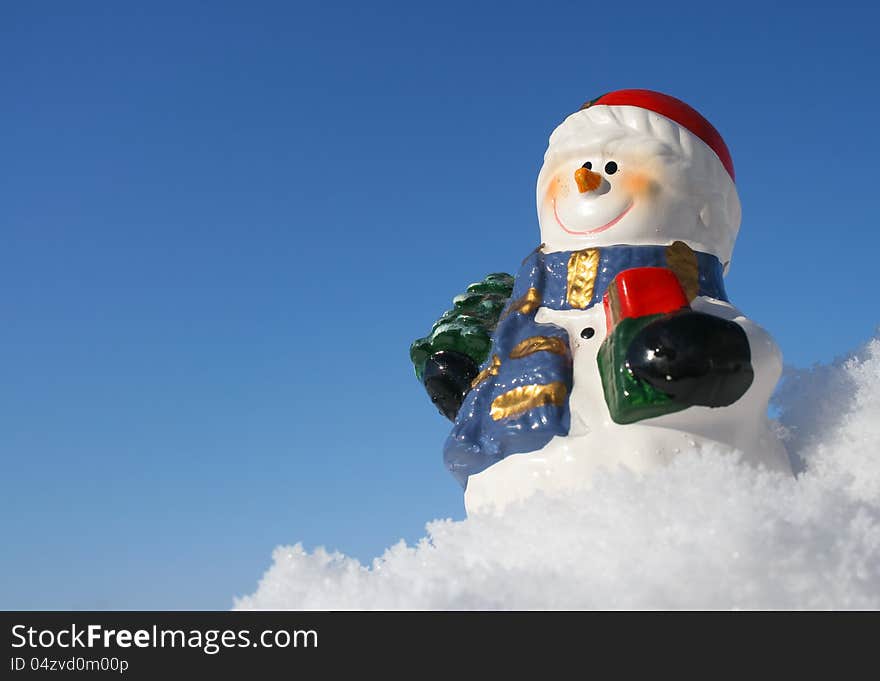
[3,1,878,609]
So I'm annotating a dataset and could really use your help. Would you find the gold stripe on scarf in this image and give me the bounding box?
[499,287,541,320]
[471,354,502,389]
[665,240,699,301]
[566,248,599,308]
[509,336,568,360]
[490,382,568,421]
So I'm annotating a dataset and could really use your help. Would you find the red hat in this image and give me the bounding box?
[582,89,735,181]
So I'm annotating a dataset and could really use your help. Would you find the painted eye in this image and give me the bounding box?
[582,162,592,170]
[604,161,618,175]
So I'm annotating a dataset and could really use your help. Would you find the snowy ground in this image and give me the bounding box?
[236,333,880,609]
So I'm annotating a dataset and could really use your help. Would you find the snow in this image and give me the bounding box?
[235,333,880,609]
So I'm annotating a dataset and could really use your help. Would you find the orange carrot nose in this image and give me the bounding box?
[574,167,602,193]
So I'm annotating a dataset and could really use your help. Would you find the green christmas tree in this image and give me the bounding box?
[410,273,513,381]
[410,273,513,419]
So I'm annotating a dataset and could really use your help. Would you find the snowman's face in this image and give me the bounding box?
[537,132,718,254]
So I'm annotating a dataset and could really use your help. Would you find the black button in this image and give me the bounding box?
[581,327,595,339]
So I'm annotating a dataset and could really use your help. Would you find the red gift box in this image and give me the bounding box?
[602,267,690,334]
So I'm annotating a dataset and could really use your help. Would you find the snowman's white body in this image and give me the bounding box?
[461,94,792,514]
[464,293,791,513]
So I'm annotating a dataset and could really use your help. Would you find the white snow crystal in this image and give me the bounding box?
[235,333,880,610]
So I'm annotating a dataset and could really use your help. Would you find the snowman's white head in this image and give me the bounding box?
[537,90,741,268]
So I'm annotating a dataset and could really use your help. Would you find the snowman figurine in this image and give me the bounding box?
[416,89,792,514]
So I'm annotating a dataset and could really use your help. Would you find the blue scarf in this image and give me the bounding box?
[443,242,728,487]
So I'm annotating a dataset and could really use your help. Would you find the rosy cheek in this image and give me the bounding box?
[544,175,569,205]
[621,172,660,198]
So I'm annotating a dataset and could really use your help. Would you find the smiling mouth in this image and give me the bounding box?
[553,199,634,235]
